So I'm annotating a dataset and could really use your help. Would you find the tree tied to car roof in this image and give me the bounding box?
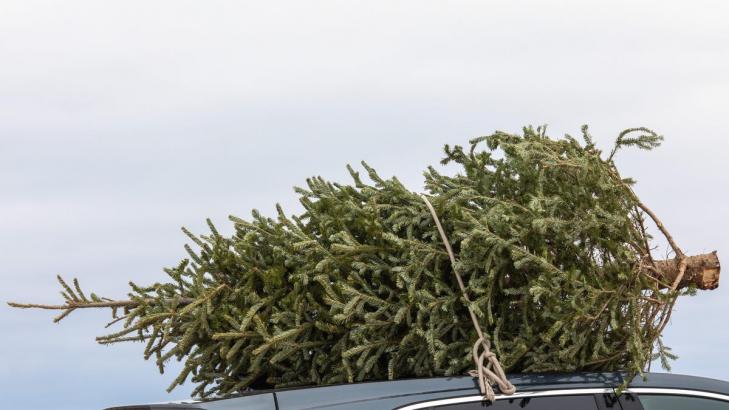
[9,126,720,398]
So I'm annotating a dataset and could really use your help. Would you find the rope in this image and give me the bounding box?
[421,195,516,402]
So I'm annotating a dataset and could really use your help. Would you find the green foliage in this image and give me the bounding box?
[42,126,680,397]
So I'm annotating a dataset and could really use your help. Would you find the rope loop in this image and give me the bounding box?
[421,195,516,402]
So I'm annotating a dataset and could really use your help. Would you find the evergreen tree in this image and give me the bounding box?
[9,126,720,398]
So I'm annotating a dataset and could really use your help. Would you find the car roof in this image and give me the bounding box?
[105,372,729,410]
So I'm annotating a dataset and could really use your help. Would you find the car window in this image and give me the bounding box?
[639,394,729,410]
[422,394,599,409]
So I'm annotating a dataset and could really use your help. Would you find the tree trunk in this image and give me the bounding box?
[654,251,721,290]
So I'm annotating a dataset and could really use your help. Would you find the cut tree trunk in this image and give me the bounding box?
[653,251,721,290]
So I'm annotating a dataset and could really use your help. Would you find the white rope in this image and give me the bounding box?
[421,195,516,402]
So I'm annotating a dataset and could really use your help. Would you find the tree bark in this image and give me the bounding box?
[653,251,720,290]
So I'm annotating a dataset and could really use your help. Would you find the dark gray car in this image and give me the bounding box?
[105,372,729,410]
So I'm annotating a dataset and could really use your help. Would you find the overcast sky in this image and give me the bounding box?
[1,1,728,409]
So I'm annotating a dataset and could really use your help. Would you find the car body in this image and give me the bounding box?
[105,372,729,410]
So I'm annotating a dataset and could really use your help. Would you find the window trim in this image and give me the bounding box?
[395,387,613,410]
[626,388,729,403]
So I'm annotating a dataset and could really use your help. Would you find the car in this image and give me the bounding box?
[104,372,729,410]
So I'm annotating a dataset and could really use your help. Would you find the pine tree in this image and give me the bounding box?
[9,126,720,398]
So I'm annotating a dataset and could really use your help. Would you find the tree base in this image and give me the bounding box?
[655,251,720,290]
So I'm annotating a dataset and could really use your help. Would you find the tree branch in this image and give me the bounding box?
[7,298,196,310]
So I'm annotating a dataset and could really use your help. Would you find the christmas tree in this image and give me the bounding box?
[10,126,720,399]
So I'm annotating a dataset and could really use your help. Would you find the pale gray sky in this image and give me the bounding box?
[1,1,728,409]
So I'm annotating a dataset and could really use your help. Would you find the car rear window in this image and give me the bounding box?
[639,394,729,410]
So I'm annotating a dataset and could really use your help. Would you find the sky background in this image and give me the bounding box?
[1,1,728,409]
